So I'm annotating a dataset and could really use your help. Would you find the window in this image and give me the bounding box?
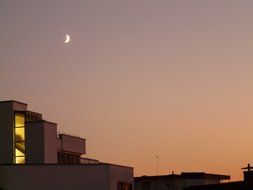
[117,182,132,190]
[57,151,80,164]
[142,181,151,190]
[14,113,25,164]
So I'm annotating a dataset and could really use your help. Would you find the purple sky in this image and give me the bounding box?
[1,0,253,180]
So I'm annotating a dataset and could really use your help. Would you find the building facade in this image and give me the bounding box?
[135,172,230,190]
[184,164,253,190]
[0,100,86,165]
[0,100,133,190]
[0,164,133,190]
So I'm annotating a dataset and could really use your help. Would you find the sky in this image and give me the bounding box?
[1,0,253,180]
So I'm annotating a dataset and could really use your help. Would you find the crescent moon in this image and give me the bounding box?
[64,34,70,44]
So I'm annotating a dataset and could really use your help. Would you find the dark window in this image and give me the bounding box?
[142,181,151,190]
[117,182,132,190]
[57,152,80,164]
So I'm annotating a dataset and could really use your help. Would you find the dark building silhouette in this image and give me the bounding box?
[134,172,230,190]
[184,164,253,190]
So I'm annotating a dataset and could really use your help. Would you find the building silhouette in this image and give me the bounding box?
[134,172,230,190]
[0,100,133,190]
[184,164,253,190]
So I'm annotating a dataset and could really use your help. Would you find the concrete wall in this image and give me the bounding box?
[0,102,14,164]
[26,122,44,163]
[135,178,221,190]
[59,134,86,154]
[0,164,133,190]
[43,122,58,163]
[26,121,58,164]
[12,102,27,111]
[109,165,134,190]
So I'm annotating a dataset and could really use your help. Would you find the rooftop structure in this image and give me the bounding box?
[0,100,133,190]
[242,163,253,183]
[134,172,230,190]
[0,100,86,164]
[184,164,253,190]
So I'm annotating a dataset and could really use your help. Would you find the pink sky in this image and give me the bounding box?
[1,0,253,180]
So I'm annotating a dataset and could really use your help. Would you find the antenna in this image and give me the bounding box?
[156,155,159,175]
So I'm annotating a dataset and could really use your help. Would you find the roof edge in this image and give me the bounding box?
[0,100,27,105]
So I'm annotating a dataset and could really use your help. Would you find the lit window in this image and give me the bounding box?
[15,157,25,164]
[15,148,24,156]
[15,114,25,127]
[15,128,25,141]
[14,113,25,164]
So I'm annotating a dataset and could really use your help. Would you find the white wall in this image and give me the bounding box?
[0,164,133,190]
[109,165,134,190]
[26,121,58,164]
[59,134,86,154]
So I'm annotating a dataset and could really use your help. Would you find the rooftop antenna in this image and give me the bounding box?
[156,155,159,175]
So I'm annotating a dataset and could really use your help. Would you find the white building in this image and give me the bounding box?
[0,100,133,190]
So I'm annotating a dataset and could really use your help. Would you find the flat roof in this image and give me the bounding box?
[26,110,42,116]
[0,163,133,169]
[59,133,86,141]
[185,181,251,190]
[15,110,42,117]
[25,120,57,125]
[0,100,27,105]
[135,172,230,181]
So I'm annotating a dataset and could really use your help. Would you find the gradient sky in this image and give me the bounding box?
[1,0,253,180]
